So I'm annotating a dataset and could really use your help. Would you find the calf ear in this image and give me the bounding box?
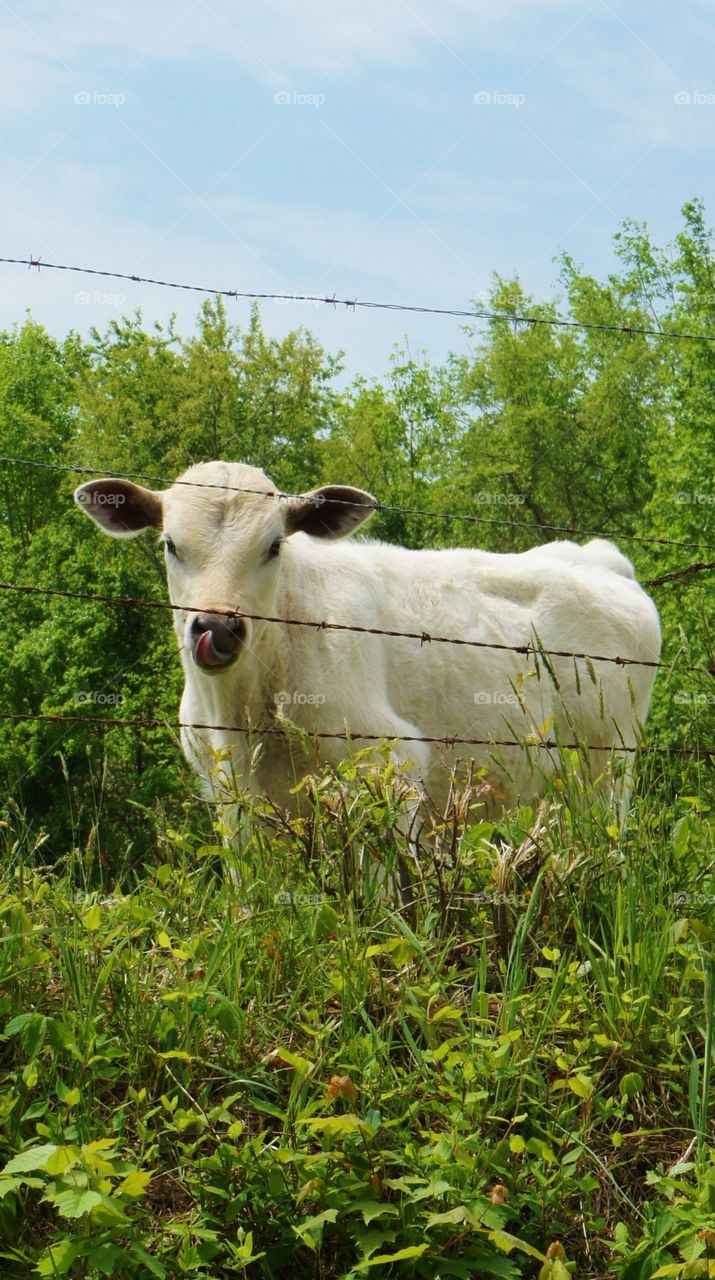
[74,479,163,537]
[284,485,378,539]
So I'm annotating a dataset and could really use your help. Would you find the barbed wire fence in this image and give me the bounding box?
[0,254,713,764]
[3,454,715,564]
[0,579,709,675]
[0,574,712,756]
[3,254,715,344]
[0,710,713,757]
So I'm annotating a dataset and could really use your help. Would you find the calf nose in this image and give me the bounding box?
[191,612,245,671]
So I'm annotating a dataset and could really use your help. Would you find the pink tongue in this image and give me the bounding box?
[196,630,228,667]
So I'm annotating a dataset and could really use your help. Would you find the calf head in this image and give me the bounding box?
[75,461,376,675]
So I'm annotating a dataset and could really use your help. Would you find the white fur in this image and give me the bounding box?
[79,461,662,816]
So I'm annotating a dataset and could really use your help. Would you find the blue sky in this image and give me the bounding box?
[1,0,713,380]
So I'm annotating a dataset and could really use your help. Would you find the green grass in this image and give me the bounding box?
[0,750,714,1279]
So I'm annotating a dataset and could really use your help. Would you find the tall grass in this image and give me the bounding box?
[0,748,713,1278]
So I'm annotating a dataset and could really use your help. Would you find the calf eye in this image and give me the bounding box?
[268,538,282,558]
[164,536,178,557]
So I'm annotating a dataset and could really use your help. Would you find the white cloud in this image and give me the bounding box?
[2,0,574,100]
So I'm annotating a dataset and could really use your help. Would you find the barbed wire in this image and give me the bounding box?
[3,254,714,344]
[3,454,715,558]
[647,559,715,587]
[1,580,712,678]
[1,710,712,757]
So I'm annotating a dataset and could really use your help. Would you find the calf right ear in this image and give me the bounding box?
[74,479,163,537]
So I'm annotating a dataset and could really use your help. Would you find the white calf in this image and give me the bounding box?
[75,462,661,816]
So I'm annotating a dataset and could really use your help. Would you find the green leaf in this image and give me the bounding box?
[82,903,102,931]
[22,1061,39,1088]
[293,1208,338,1249]
[56,1082,81,1108]
[568,1074,594,1099]
[0,1175,42,1197]
[35,1240,81,1276]
[117,1169,153,1198]
[351,1200,400,1224]
[273,1046,314,1075]
[688,1054,700,1126]
[431,1004,464,1024]
[131,1246,167,1278]
[45,1146,81,1176]
[249,1098,287,1120]
[2,1143,57,1175]
[539,1261,572,1280]
[356,1228,397,1259]
[86,1243,130,1276]
[525,1138,556,1162]
[620,1072,645,1100]
[45,1186,103,1219]
[426,1206,470,1228]
[21,1014,48,1059]
[3,1013,36,1039]
[489,1230,545,1260]
[411,1179,455,1201]
[304,1115,368,1137]
[364,1244,429,1265]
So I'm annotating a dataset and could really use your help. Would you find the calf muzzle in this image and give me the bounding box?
[191,612,245,672]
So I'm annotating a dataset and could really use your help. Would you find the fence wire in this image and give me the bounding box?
[3,454,715,561]
[3,580,709,677]
[1,710,713,757]
[3,254,714,344]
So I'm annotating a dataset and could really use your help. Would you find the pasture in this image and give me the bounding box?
[1,211,714,1278]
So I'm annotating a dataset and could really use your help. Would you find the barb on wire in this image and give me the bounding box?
[3,253,713,344]
[1,710,713,757]
[3,454,715,556]
[1,580,712,678]
[647,559,715,587]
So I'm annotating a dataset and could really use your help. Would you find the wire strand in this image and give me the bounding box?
[3,454,715,556]
[2,579,711,678]
[1,710,712,756]
[3,254,713,344]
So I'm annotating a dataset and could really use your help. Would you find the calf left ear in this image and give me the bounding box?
[74,479,163,537]
[284,485,378,539]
